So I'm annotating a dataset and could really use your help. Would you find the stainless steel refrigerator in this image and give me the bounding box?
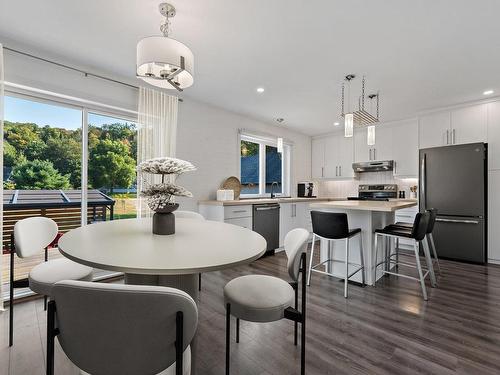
[419,143,487,263]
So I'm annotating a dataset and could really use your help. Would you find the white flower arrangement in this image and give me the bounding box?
[141,183,193,211]
[138,157,196,175]
[138,157,196,212]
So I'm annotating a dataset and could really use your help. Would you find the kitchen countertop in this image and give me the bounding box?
[309,200,418,212]
[199,197,417,206]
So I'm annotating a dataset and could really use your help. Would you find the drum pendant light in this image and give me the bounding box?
[137,3,194,91]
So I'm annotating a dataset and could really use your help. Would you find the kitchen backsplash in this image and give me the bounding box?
[316,172,418,198]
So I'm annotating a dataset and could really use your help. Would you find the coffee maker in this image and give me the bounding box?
[297,182,316,198]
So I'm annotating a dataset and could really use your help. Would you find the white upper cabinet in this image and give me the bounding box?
[419,104,487,149]
[334,135,354,178]
[312,133,354,179]
[392,119,418,176]
[354,126,392,162]
[311,138,325,178]
[419,111,451,149]
[450,104,487,145]
[488,101,500,170]
[373,126,393,161]
[354,130,371,162]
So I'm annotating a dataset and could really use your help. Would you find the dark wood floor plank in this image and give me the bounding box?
[2,248,500,374]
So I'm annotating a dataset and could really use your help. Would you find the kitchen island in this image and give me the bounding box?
[308,200,418,286]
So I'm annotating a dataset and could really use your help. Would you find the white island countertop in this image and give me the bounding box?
[310,200,417,212]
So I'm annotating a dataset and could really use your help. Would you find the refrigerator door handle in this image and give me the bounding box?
[420,154,426,209]
[436,218,479,224]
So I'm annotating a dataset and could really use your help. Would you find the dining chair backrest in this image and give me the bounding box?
[426,208,438,234]
[411,212,430,241]
[52,280,198,375]
[284,228,310,282]
[13,216,58,258]
[175,211,205,220]
[310,211,349,239]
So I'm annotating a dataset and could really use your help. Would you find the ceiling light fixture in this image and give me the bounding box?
[483,90,494,95]
[340,74,380,144]
[136,3,194,91]
[257,87,265,93]
[277,138,284,153]
[334,122,340,126]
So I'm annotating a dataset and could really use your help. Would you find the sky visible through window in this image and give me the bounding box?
[4,96,122,129]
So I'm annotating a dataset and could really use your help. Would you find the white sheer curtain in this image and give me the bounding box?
[137,87,179,217]
[0,44,4,309]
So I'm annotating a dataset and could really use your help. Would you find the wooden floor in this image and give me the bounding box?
[2,249,500,374]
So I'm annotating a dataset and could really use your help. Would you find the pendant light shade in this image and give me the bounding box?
[136,3,194,91]
[277,137,284,153]
[344,113,354,138]
[137,36,194,90]
[367,125,376,146]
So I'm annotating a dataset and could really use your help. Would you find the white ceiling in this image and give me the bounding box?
[1,0,500,135]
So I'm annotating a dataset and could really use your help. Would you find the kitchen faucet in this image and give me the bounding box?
[270,181,279,198]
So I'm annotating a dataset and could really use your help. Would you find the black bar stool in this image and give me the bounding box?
[390,208,441,276]
[307,211,364,298]
[374,211,434,300]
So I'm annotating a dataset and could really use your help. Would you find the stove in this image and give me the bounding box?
[347,184,398,201]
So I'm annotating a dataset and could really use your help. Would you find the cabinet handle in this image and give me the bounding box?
[436,218,478,224]
[446,130,449,145]
[339,165,342,176]
[232,210,248,213]
[369,149,372,160]
[452,129,456,144]
[373,148,376,160]
[393,161,397,175]
[321,167,324,177]
[335,166,338,176]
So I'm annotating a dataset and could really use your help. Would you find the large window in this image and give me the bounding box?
[2,94,137,299]
[240,134,290,197]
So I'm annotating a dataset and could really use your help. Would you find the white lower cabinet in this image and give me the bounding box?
[488,171,500,263]
[279,202,314,247]
[224,216,252,229]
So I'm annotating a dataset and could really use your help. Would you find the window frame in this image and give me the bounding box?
[2,88,138,300]
[239,133,291,198]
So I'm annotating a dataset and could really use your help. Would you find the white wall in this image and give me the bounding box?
[175,99,311,211]
[2,48,312,213]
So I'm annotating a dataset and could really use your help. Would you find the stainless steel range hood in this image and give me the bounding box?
[352,160,394,173]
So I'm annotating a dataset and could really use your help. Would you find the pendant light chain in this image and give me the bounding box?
[341,83,345,117]
[160,11,171,37]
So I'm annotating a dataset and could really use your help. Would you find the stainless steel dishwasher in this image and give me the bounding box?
[253,203,280,256]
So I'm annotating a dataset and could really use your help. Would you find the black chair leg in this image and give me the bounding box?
[198,273,202,291]
[236,318,240,343]
[226,303,231,375]
[46,301,56,375]
[294,286,298,346]
[9,249,14,347]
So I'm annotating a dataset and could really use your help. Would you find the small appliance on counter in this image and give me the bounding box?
[347,184,398,201]
[297,182,316,198]
[217,189,235,201]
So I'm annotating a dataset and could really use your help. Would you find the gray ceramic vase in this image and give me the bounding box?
[152,203,179,235]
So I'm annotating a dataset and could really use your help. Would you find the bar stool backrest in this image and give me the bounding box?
[52,280,198,375]
[284,228,310,281]
[13,216,58,258]
[411,212,430,241]
[311,211,349,239]
[426,208,438,233]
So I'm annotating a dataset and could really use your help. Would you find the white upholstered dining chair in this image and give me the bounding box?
[9,216,93,347]
[223,228,309,375]
[47,280,198,375]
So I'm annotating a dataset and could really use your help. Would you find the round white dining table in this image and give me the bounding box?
[58,217,266,374]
